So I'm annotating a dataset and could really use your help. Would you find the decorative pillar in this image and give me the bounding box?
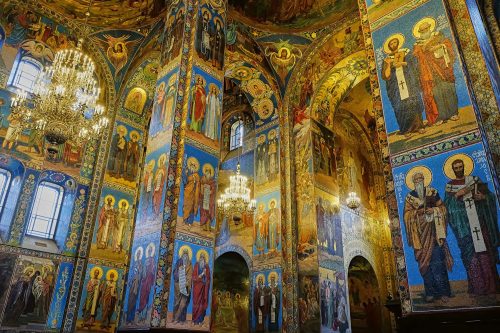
[360,0,500,316]
[121,0,226,330]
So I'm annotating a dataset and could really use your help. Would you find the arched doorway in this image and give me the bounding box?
[212,252,250,332]
[348,256,382,333]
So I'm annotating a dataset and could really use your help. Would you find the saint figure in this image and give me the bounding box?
[173,249,193,323]
[203,84,220,140]
[192,252,211,325]
[253,276,269,333]
[254,204,268,255]
[444,158,500,295]
[268,275,280,332]
[189,76,207,133]
[268,200,280,252]
[153,156,167,217]
[81,269,102,328]
[100,272,117,329]
[114,201,129,253]
[125,132,140,181]
[199,165,216,231]
[413,19,459,126]
[183,158,200,225]
[97,197,116,250]
[403,170,453,302]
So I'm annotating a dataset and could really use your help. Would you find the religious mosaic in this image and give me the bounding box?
[167,239,214,330]
[252,269,281,333]
[76,264,124,332]
[393,142,500,311]
[371,0,478,155]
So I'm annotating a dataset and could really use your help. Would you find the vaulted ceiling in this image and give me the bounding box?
[39,0,170,29]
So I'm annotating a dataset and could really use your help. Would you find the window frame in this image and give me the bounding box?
[229,121,244,151]
[25,181,64,240]
[7,56,43,93]
[0,168,12,217]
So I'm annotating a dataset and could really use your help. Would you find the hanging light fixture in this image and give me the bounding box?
[217,117,256,216]
[346,191,361,210]
[217,162,256,216]
[10,0,108,147]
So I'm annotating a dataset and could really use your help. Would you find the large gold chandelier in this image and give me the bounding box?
[11,39,109,146]
[217,162,256,216]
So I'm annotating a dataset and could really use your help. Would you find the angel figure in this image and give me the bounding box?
[265,43,302,85]
[21,40,54,63]
[93,34,139,76]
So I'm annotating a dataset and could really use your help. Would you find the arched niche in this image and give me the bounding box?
[347,256,383,333]
[0,153,24,240]
[212,251,251,333]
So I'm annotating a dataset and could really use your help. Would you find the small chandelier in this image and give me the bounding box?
[11,39,109,146]
[217,162,256,216]
[346,191,361,210]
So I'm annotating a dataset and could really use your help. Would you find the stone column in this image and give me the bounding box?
[120,0,226,330]
[360,0,500,316]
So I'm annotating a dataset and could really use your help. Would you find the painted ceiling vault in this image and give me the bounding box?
[228,0,359,32]
[39,0,170,28]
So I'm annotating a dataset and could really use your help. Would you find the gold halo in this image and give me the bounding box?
[158,153,167,166]
[213,16,223,29]
[208,83,219,94]
[134,246,144,261]
[23,265,35,276]
[196,249,209,262]
[268,129,277,140]
[413,17,437,39]
[268,271,278,284]
[168,73,178,86]
[195,74,206,86]
[201,8,212,21]
[246,78,266,98]
[255,273,266,284]
[90,266,104,279]
[178,244,192,260]
[258,134,267,144]
[106,269,119,281]
[118,199,129,209]
[116,125,128,136]
[383,33,405,54]
[146,242,156,258]
[268,198,278,209]
[443,153,474,180]
[256,98,274,120]
[278,47,290,58]
[187,157,200,172]
[148,159,156,170]
[202,163,214,176]
[130,130,140,140]
[157,81,166,92]
[104,195,116,206]
[405,166,432,190]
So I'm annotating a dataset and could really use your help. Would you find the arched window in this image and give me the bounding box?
[0,168,11,215]
[26,182,64,239]
[7,56,42,93]
[230,121,243,150]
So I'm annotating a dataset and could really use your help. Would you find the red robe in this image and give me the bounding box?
[192,263,211,324]
[413,34,455,125]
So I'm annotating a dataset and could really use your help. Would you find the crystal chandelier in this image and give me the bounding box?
[217,162,256,216]
[346,191,361,210]
[10,39,109,146]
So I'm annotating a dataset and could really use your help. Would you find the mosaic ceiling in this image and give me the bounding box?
[228,0,358,32]
[39,0,170,29]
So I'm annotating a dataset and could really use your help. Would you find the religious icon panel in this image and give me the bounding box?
[177,143,219,238]
[186,66,223,150]
[251,269,282,333]
[253,190,281,258]
[105,121,143,188]
[393,142,500,311]
[90,186,135,263]
[167,239,214,330]
[371,0,478,155]
[149,67,179,138]
[0,255,58,329]
[76,264,124,332]
[319,266,349,333]
[120,231,160,329]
